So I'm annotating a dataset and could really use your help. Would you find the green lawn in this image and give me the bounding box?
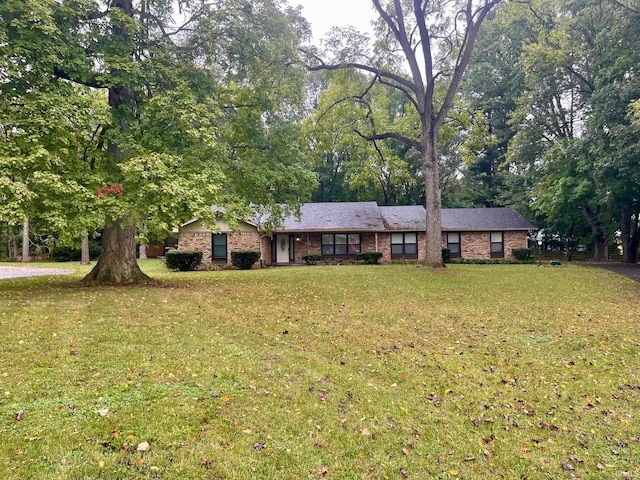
[0,262,638,479]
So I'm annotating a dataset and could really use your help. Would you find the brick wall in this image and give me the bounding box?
[179,232,212,263]
[179,230,264,266]
[441,231,529,260]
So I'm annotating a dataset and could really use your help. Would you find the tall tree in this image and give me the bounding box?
[304,0,504,266]
[1,0,315,283]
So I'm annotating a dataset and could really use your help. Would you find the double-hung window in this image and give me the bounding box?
[490,231,504,258]
[212,233,227,262]
[391,233,418,259]
[447,232,461,258]
[321,233,361,255]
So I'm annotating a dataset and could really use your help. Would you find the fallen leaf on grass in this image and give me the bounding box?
[135,458,145,467]
[399,466,408,478]
[361,427,372,437]
[561,461,575,471]
[568,453,583,463]
[96,408,109,417]
[14,410,24,421]
[136,441,150,452]
[318,466,328,476]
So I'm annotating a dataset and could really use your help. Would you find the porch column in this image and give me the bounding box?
[375,232,378,252]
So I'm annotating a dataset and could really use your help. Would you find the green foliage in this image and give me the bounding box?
[302,254,323,265]
[442,248,451,263]
[165,250,203,271]
[356,252,383,264]
[512,248,533,261]
[0,0,316,282]
[230,250,261,270]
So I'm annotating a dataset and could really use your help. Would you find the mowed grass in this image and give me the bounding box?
[0,262,639,479]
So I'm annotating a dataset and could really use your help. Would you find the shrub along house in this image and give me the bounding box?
[178,202,534,266]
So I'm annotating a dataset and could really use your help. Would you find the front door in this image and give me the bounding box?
[275,234,291,264]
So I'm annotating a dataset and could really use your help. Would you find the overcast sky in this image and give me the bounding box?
[293,0,377,40]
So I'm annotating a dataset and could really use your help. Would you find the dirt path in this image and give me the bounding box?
[0,266,75,280]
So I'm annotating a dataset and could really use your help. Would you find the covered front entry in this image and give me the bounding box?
[274,234,294,264]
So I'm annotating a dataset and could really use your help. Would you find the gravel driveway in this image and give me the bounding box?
[0,266,75,280]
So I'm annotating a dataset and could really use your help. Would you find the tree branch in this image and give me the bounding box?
[301,50,417,94]
[435,0,503,131]
[354,129,422,151]
[53,67,105,89]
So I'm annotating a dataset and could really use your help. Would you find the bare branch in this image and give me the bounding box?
[435,0,503,130]
[300,49,418,95]
[354,129,422,151]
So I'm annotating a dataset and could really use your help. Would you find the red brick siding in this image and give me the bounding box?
[179,231,264,266]
[441,231,529,260]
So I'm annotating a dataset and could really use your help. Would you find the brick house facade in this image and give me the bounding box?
[178,203,534,267]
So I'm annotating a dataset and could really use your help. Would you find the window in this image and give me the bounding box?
[321,233,361,255]
[212,233,227,261]
[490,231,504,258]
[447,232,461,258]
[391,232,418,259]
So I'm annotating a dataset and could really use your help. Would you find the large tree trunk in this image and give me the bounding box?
[82,216,149,284]
[582,203,607,262]
[21,218,30,263]
[83,0,144,284]
[423,132,444,267]
[621,206,639,264]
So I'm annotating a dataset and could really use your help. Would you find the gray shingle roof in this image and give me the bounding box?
[379,206,426,231]
[273,203,533,232]
[278,202,386,232]
[442,208,534,231]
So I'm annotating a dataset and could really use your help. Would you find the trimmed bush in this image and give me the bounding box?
[442,248,451,264]
[512,248,533,261]
[302,254,323,265]
[231,250,261,270]
[165,250,203,271]
[356,252,383,264]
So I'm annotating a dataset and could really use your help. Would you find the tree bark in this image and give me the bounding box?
[423,129,444,267]
[582,203,607,262]
[621,206,639,264]
[10,234,18,261]
[21,218,30,263]
[139,243,147,260]
[82,216,149,284]
[81,231,90,265]
[138,224,148,260]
